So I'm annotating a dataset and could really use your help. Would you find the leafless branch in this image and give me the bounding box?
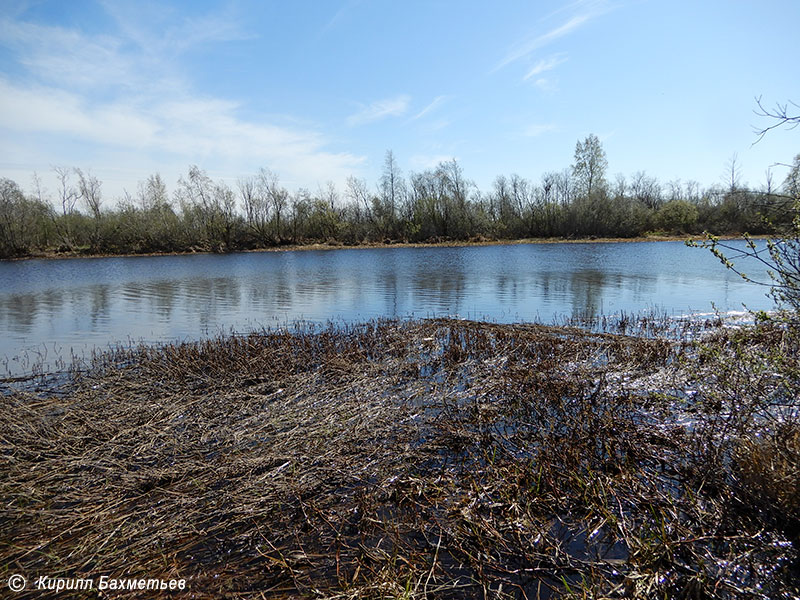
[752,95,800,145]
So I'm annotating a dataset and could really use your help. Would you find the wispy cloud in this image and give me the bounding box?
[419,119,451,133]
[409,154,456,170]
[321,0,364,34]
[495,15,588,71]
[494,0,611,72]
[346,95,411,126]
[0,10,364,194]
[412,95,448,120]
[0,6,248,96]
[541,0,611,23]
[0,19,138,92]
[523,54,568,80]
[0,77,364,186]
[100,0,254,55]
[522,123,558,137]
[534,78,559,92]
[0,78,156,146]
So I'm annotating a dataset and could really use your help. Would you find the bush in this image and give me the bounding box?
[656,199,699,233]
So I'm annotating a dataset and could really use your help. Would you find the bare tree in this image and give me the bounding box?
[138,174,169,211]
[260,168,288,242]
[630,171,662,209]
[74,168,104,251]
[434,159,472,238]
[52,166,79,249]
[214,180,238,249]
[346,176,372,233]
[684,180,701,204]
[320,181,338,210]
[53,166,78,218]
[75,168,102,220]
[613,173,627,198]
[667,178,684,202]
[379,150,406,230]
[509,174,530,219]
[238,174,268,244]
[538,171,565,235]
[176,166,239,250]
[723,153,742,194]
[490,175,509,224]
[31,172,47,206]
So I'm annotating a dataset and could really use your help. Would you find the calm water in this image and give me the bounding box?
[0,241,774,373]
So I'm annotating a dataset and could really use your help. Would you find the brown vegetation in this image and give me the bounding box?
[1,316,798,598]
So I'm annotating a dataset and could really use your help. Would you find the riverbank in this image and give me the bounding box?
[2,316,797,598]
[4,233,762,262]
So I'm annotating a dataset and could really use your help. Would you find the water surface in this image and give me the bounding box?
[0,241,774,373]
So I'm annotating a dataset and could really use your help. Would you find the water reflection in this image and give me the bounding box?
[0,241,773,371]
[569,270,607,317]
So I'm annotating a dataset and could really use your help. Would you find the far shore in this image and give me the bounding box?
[4,233,763,262]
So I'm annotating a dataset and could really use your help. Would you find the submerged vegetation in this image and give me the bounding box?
[2,314,799,598]
[1,141,799,259]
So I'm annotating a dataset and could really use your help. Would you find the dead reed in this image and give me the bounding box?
[1,316,798,598]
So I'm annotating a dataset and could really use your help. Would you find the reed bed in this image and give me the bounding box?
[1,317,798,599]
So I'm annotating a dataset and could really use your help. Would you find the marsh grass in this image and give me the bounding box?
[1,317,798,598]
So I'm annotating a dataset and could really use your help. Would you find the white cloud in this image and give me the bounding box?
[99,0,254,55]
[541,0,612,23]
[523,54,568,80]
[0,11,365,197]
[495,15,589,71]
[0,18,140,92]
[0,79,158,146]
[522,124,557,137]
[412,95,448,120]
[320,0,365,34]
[532,78,558,92]
[494,1,612,72]
[0,77,365,195]
[419,119,452,133]
[346,95,411,126]
[409,154,456,170]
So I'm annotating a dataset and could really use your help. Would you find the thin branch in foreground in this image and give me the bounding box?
[752,95,800,145]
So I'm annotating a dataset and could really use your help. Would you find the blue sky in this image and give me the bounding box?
[1,0,798,201]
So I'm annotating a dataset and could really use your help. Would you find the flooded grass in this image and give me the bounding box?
[1,317,798,598]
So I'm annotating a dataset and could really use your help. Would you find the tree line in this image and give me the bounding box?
[1,136,798,259]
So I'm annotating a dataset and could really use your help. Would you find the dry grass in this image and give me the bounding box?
[1,317,798,598]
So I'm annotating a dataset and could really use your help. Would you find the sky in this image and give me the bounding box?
[1,0,799,203]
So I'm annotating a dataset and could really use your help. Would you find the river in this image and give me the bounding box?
[0,240,774,375]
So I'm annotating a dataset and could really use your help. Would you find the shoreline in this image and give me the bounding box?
[3,233,762,262]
